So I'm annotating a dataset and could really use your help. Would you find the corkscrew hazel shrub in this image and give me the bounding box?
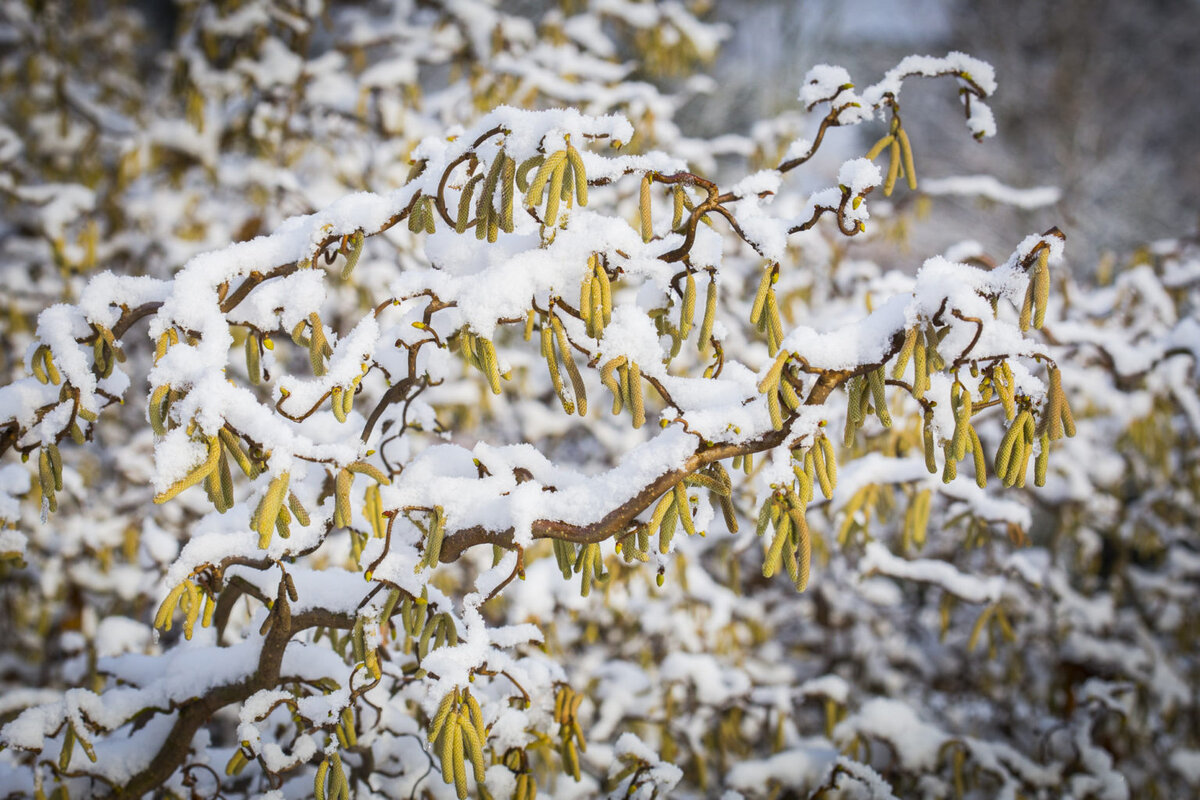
[1,3,1198,799]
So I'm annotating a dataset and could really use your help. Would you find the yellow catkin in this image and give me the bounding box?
[600,356,625,414]
[892,328,916,379]
[897,127,917,190]
[256,472,291,547]
[219,428,254,476]
[865,134,895,161]
[913,334,928,398]
[459,713,487,783]
[544,157,567,226]
[559,148,575,203]
[780,375,800,410]
[526,153,564,208]
[288,491,310,527]
[341,230,364,280]
[154,436,221,504]
[639,174,654,242]
[500,154,516,232]
[47,443,62,491]
[699,273,717,354]
[950,391,970,461]
[969,426,987,488]
[333,468,352,529]
[765,290,783,354]
[217,448,234,510]
[429,691,457,745]
[245,332,261,384]
[590,271,605,339]
[330,752,349,800]
[884,139,902,195]
[596,259,612,324]
[474,201,489,241]
[331,387,347,423]
[149,384,171,436]
[515,155,544,194]
[750,267,773,326]
[457,174,482,233]
[680,272,696,339]
[1033,249,1050,328]
[308,314,330,377]
[794,509,812,591]
[424,198,436,234]
[629,361,645,428]
[942,447,957,483]
[153,334,171,364]
[763,513,791,577]
[567,145,587,206]
[1035,432,1050,487]
[819,435,838,488]
[541,321,568,411]
[550,315,585,415]
[1014,434,1033,489]
[154,581,188,630]
[674,483,696,536]
[767,388,782,430]
[31,345,49,383]
[478,150,505,223]
[579,272,594,332]
[868,368,891,426]
[1059,388,1076,438]
[967,605,995,652]
[346,460,390,484]
[408,198,425,233]
[479,338,502,395]
[811,444,833,499]
[994,420,1020,483]
[450,721,467,798]
[845,376,864,446]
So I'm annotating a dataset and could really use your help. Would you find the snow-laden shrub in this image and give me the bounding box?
[0,3,1196,799]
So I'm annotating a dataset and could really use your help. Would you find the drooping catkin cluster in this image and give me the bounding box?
[613,464,736,575]
[291,312,334,377]
[154,577,212,641]
[386,588,459,660]
[329,372,364,423]
[458,149,517,241]
[339,230,364,280]
[834,310,1075,497]
[540,310,587,416]
[30,343,62,385]
[428,688,490,800]
[455,328,504,395]
[864,111,918,196]
[749,264,785,355]
[756,484,813,592]
[90,324,124,379]
[406,195,438,235]
[521,141,588,229]
[413,506,447,570]
[902,486,933,550]
[1020,246,1052,331]
[36,444,63,513]
[552,685,588,784]
[759,350,803,430]
[597,354,646,428]
[578,254,613,340]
